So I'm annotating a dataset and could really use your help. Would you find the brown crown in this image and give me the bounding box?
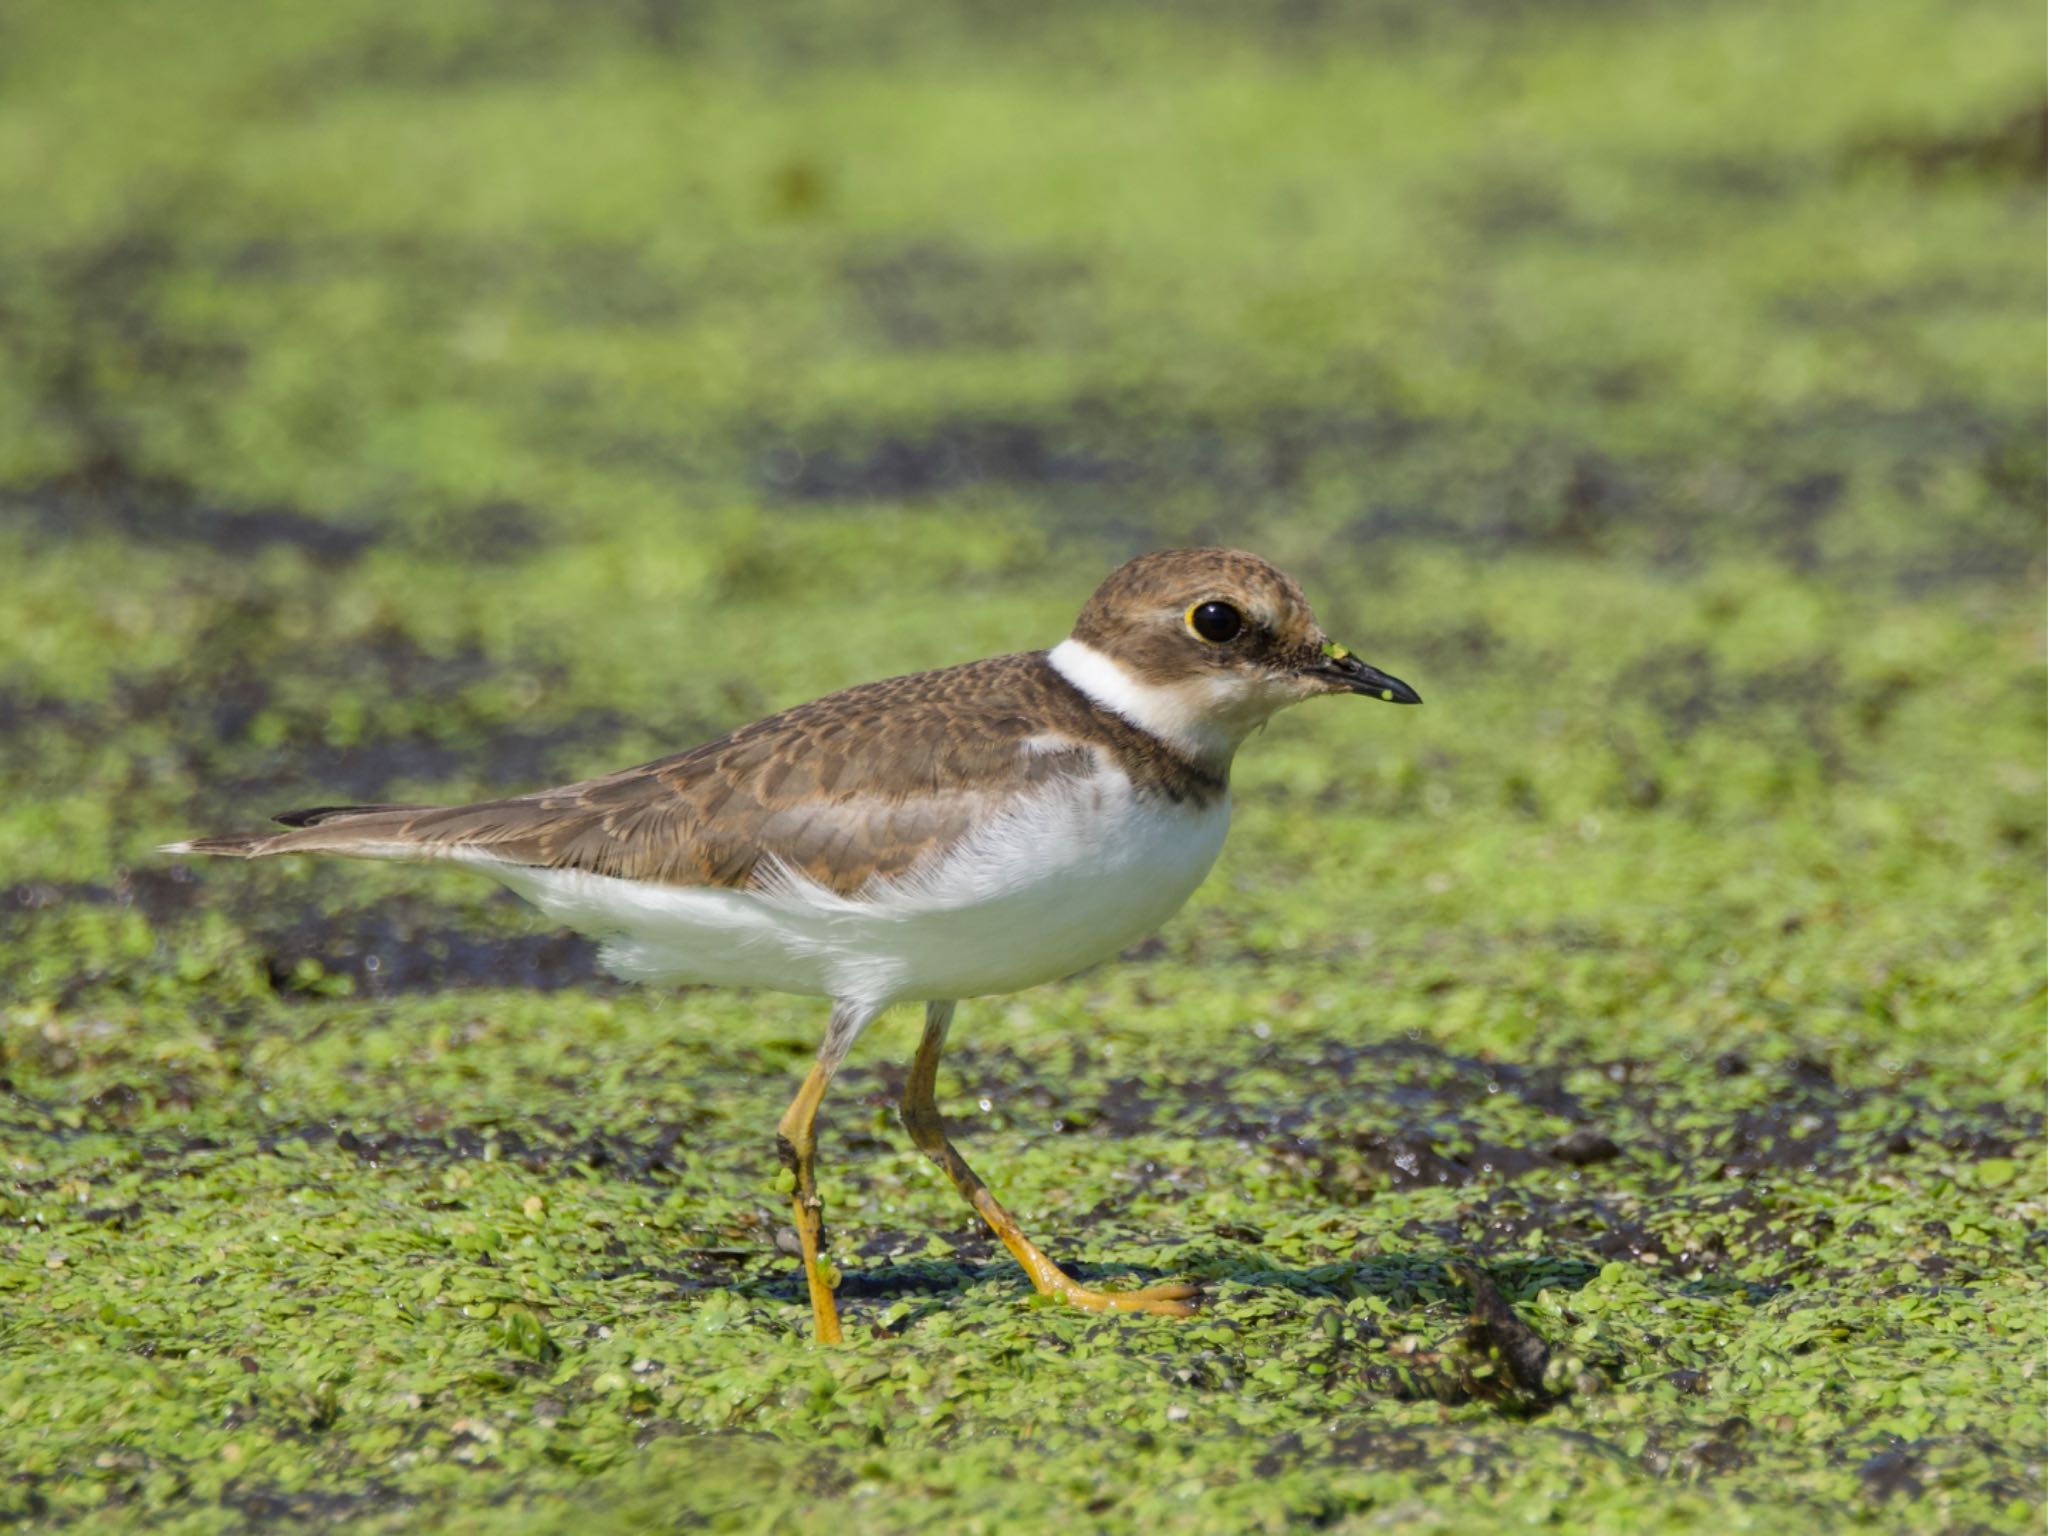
[1069,548,1322,684]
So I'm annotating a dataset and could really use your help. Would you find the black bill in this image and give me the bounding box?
[1316,646,1422,704]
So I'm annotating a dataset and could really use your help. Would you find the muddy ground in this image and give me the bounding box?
[1,1,2043,1532]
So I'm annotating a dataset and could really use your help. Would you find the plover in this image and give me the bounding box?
[165,547,1420,1342]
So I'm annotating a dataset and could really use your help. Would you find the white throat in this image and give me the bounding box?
[1048,637,1269,768]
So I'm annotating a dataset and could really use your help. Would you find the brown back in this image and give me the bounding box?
[190,651,1224,895]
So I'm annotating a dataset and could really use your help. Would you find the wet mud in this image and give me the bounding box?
[3,453,378,564]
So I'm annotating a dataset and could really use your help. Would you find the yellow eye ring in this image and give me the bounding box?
[1186,601,1243,644]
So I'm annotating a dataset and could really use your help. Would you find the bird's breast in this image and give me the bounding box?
[841,769,1231,998]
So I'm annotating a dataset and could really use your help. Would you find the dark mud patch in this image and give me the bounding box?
[1667,152,1811,205]
[1398,1182,1688,1271]
[1854,1440,1927,1501]
[295,14,587,93]
[843,241,1093,353]
[848,1035,2039,1286]
[4,588,654,812]
[1606,642,1854,783]
[1442,169,1604,244]
[217,1481,411,1531]
[18,234,242,465]
[4,866,205,929]
[855,1034,2040,1178]
[4,1108,726,1189]
[1,453,377,564]
[1292,1423,1439,1479]
[293,4,717,94]
[1672,95,2047,207]
[1312,1128,1552,1191]
[200,233,687,336]
[1847,97,2048,184]
[1,871,613,1004]
[1550,1128,1621,1166]
[255,890,611,998]
[412,498,554,563]
[309,1114,712,1183]
[196,705,637,810]
[747,398,2043,595]
[748,401,1430,519]
[533,241,690,328]
[820,1256,1189,1305]
[5,881,614,1002]
[756,416,1130,502]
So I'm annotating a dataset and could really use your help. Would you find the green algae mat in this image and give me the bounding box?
[2,1,2043,1530]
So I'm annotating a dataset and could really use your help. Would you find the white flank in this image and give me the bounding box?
[476,766,1229,1012]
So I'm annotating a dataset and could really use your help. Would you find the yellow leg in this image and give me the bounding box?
[775,1002,874,1345]
[900,1001,1196,1317]
[775,1061,842,1343]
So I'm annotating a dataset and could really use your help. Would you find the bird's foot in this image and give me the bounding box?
[1047,1277,1198,1316]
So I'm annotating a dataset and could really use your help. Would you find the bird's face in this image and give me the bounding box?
[1063,548,1420,764]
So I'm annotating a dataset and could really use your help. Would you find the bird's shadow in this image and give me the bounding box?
[710,1247,1607,1411]
[734,1249,1602,1315]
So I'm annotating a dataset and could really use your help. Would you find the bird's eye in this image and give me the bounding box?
[1186,600,1243,644]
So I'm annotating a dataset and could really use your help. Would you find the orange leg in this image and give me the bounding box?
[900,1001,1196,1317]
[775,1001,873,1344]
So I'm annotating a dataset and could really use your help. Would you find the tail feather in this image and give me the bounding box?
[161,804,455,862]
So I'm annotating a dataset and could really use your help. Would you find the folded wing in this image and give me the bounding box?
[164,653,1096,897]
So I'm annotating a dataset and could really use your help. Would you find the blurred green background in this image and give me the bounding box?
[1,1,2043,1532]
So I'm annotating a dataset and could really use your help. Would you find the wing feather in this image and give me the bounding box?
[163,653,1101,895]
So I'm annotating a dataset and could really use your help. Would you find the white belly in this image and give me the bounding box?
[479,772,1230,1009]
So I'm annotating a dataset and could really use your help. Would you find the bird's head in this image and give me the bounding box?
[1051,547,1419,768]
